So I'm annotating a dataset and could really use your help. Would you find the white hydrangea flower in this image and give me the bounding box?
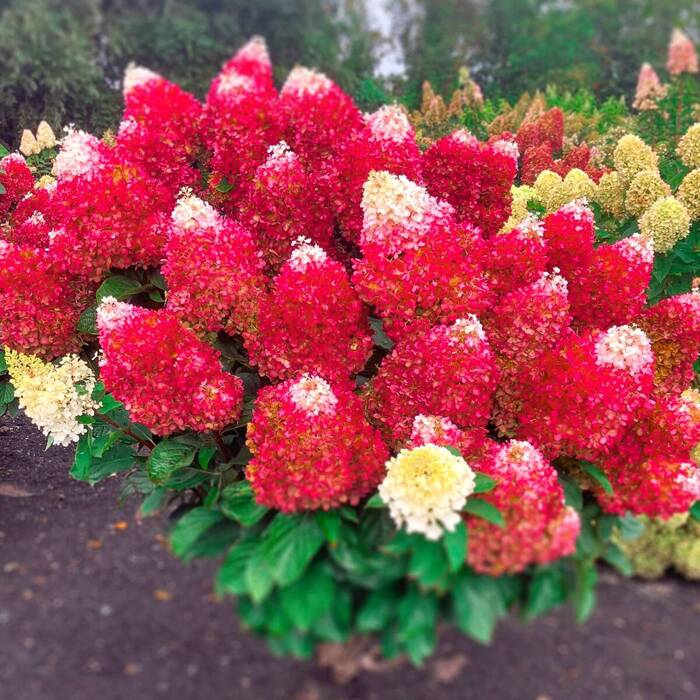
[123,63,161,95]
[52,126,102,180]
[595,325,654,376]
[379,444,476,540]
[365,105,412,143]
[171,188,220,231]
[288,374,338,416]
[282,66,332,97]
[5,350,98,447]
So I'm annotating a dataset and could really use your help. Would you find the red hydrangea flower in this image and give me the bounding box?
[352,171,492,341]
[0,241,94,359]
[406,414,490,465]
[636,291,700,397]
[542,200,595,277]
[516,109,564,154]
[246,374,388,511]
[465,440,579,576]
[48,149,174,280]
[277,67,363,165]
[422,130,517,237]
[364,316,498,447]
[597,393,700,518]
[97,299,243,434]
[246,241,372,383]
[567,234,654,330]
[4,187,55,248]
[327,105,423,243]
[238,142,334,272]
[514,326,654,460]
[484,216,548,295]
[162,191,267,335]
[203,39,280,211]
[0,154,34,220]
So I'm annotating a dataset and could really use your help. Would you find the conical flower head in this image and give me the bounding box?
[667,29,698,76]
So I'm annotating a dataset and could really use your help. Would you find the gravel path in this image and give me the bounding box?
[1,415,699,700]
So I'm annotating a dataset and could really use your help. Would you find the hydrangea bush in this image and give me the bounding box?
[1,36,700,663]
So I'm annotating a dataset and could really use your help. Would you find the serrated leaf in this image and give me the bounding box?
[216,539,258,596]
[616,513,645,540]
[443,521,468,572]
[0,349,7,374]
[146,440,195,484]
[408,537,447,586]
[0,382,15,405]
[220,481,268,526]
[602,543,633,576]
[580,461,613,495]
[76,306,98,334]
[690,501,700,522]
[315,510,342,544]
[69,438,134,485]
[573,560,597,623]
[215,176,234,193]
[260,514,325,587]
[474,472,496,494]
[463,498,505,527]
[279,563,335,631]
[364,493,385,508]
[96,275,144,302]
[559,473,583,511]
[356,587,399,633]
[524,565,568,619]
[452,572,506,643]
[169,507,225,561]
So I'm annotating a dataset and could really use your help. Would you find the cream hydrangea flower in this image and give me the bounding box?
[625,170,670,218]
[678,124,700,169]
[379,444,476,540]
[5,349,98,447]
[594,171,626,219]
[613,134,659,183]
[639,195,691,253]
[499,184,536,233]
[678,168,700,221]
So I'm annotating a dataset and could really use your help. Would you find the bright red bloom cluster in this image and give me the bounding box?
[352,172,492,341]
[466,440,580,575]
[97,299,243,434]
[597,394,700,518]
[423,130,517,237]
[247,375,388,511]
[364,317,498,447]
[0,241,94,359]
[0,154,34,219]
[514,109,605,184]
[238,142,334,271]
[162,192,266,336]
[246,242,372,383]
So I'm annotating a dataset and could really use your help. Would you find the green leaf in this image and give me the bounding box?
[580,461,614,495]
[463,498,505,527]
[602,543,633,577]
[524,565,568,619]
[452,572,506,643]
[558,473,583,511]
[444,445,461,457]
[356,587,399,633]
[369,316,394,350]
[215,176,234,193]
[220,481,268,526]
[364,493,385,508]
[216,539,258,596]
[261,514,325,587]
[443,521,468,573]
[396,586,438,665]
[616,513,645,541]
[315,510,342,544]
[690,501,700,522]
[197,445,216,469]
[244,546,276,603]
[138,487,166,517]
[96,275,145,302]
[0,382,15,405]
[146,440,195,484]
[169,507,224,561]
[474,472,496,494]
[0,349,7,374]
[76,306,98,335]
[573,560,597,623]
[279,563,335,631]
[69,439,134,485]
[408,537,447,586]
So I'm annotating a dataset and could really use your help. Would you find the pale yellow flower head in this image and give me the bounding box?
[5,350,98,447]
[613,134,659,183]
[378,444,475,540]
[594,171,625,218]
[639,195,691,253]
[677,123,700,169]
[499,184,537,233]
[678,168,700,221]
[533,169,563,211]
[624,170,671,218]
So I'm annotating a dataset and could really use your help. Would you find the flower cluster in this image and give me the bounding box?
[247,375,387,511]
[633,63,668,111]
[5,349,97,446]
[677,123,700,169]
[97,298,243,434]
[667,29,698,76]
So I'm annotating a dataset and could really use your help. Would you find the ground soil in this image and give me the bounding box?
[1,415,699,700]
